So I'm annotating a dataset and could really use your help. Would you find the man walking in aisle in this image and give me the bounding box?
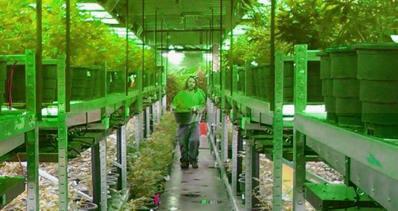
[172,75,206,169]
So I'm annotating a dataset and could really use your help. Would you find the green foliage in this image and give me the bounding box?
[125,113,177,207]
[0,0,155,72]
[278,0,398,49]
[225,0,398,67]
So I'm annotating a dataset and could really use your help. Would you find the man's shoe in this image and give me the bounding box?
[181,162,189,169]
[191,162,198,169]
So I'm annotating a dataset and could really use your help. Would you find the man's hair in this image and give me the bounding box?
[184,75,198,91]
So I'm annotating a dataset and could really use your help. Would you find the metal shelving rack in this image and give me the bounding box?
[207,44,336,211]
[0,50,39,210]
[0,51,163,210]
[293,45,392,210]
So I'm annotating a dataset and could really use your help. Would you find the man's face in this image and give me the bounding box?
[188,78,196,90]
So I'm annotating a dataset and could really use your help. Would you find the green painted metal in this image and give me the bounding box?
[295,113,398,210]
[0,176,25,209]
[0,115,36,140]
[273,51,284,211]
[294,44,308,113]
[56,54,69,211]
[293,44,308,211]
[305,183,383,210]
[26,49,38,211]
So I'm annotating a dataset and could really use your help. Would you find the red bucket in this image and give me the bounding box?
[200,122,207,135]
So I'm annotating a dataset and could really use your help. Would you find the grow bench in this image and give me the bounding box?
[0,50,39,209]
[294,112,393,210]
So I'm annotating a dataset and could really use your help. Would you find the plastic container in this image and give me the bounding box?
[173,111,193,125]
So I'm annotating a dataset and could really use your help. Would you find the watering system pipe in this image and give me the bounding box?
[209,134,242,211]
[20,162,93,201]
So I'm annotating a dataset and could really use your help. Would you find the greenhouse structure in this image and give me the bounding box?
[1,0,398,210]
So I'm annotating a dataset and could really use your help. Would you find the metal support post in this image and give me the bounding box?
[146,107,151,138]
[215,108,221,153]
[26,128,39,211]
[252,149,260,208]
[57,53,68,211]
[293,131,306,210]
[134,115,141,150]
[157,101,161,122]
[25,49,39,211]
[222,114,229,162]
[293,44,308,211]
[92,142,101,207]
[140,112,144,141]
[231,125,238,196]
[273,51,284,210]
[237,128,243,193]
[99,139,108,210]
[162,95,166,114]
[149,105,154,133]
[117,125,128,193]
[245,138,253,209]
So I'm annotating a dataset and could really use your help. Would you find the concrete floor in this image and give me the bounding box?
[159,135,232,211]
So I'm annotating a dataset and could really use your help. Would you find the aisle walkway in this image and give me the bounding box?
[159,136,232,211]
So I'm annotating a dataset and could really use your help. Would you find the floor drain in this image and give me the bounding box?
[182,193,201,198]
[198,200,222,204]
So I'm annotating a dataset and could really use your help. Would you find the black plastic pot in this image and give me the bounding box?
[355,43,398,138]
[71,66,89,100]
[173,111,193,125]
[329,48,362,127]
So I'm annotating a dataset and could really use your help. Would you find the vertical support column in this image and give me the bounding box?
[231,125,238,196]
[119,125,128,193]
[134,115,141,150]
[293,132,306,210]
[26,128,39,211]
[57,53,68,211]
[245,138,253,209]
[252,148,260,207]
[237,128,243,193]
[273,51,284,211]
[146,106,151,138]
[25,49,39,211]
[140,112,144,141]
[162,95,167,114]
[215,108,221,152]
[222,115,229,162]
[99,139,108,210]
[293,44,308,211]
[232,65,238,94]
[92,142,101,207]
[157,101,161,122]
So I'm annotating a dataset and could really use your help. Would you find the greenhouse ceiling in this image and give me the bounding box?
[90,0,250,50]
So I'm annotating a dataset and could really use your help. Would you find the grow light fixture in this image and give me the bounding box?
[101,19,119,24]
[391,35,398,43]
[258,0,271,6]
[76,3,105,11]
[89,11,113,19]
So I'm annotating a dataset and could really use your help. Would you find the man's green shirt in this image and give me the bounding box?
[172,88,206,123]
